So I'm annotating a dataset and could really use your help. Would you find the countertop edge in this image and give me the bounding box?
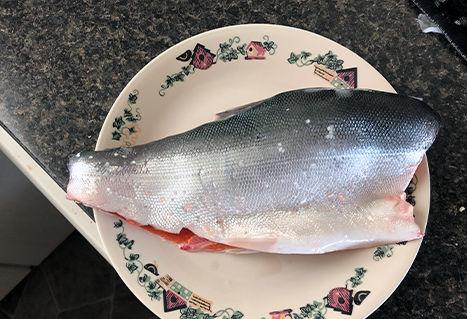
[0,126,110,264]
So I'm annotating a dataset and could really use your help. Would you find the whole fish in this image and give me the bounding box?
[67,88,440,254]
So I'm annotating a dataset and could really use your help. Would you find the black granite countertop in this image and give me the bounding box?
[1,0,466,318]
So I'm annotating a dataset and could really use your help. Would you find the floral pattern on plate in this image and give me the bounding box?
[113,219,375,318]
[94,25,429,319]
[159,35,278,97]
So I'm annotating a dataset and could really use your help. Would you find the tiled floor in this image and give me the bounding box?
[0,231,159,319]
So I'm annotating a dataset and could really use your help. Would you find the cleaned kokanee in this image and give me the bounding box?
[67,88,440,254]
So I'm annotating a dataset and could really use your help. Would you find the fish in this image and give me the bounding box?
[66,88,440,254]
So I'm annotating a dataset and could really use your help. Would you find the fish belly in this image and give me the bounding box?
[67,88,440,254]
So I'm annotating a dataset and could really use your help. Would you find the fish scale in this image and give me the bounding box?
[67,88,440,254]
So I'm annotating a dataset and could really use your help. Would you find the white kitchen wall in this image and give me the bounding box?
[0,149,75,300]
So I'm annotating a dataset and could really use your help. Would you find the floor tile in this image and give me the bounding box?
[112,275,159,319]
[0,273,29,316]
[0,265,30,302]
[14,268,58,319]
[0,231,161,319]
[40,231,115,310]
[58,299,112,319]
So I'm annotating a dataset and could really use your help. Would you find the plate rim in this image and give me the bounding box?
[93,23,430,319]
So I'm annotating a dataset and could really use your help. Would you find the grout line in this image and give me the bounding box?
[0,308,13,319]
[9,267,34,319]
[55,296,114,314]
[38,266,61,316]
[109,268,117,319]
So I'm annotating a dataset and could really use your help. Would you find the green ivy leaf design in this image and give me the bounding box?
[325,51,337,60]
[113,220,171,307]
[301,51,312,60]
[128,126,137,135]
[219,48,237,62]
[237,44,247,55]
[373,245,394,261]
[114,220,123,228]
[128,93,138,104]
[214,36,244,64]
[201,312,214,319]
[147,281,157,290]
[228,50,238,61]
[116,233,127,245]
[287,52,300,64]
[139,273,150,283]
[148,289,162,301]
[292,299,327,319]
[315,51,344,71]
[117,233,134,249]
[125,240,134,249]
[263,40,275,51]
[111,130,122,141]
[262,35,277,55]
[181,65,193,75]
[231,310,244,319]
[123,109,137,123]
[180,307,200,319]
[165,75,176,88]
[173,72,186,82]
[288,51,314,67]
[344,267,367,290]
[349,276,362,288]
[126,262,138,274]
[159,66,196,96]
[111,89,142,141]
[129,253,140,261]
[288,50,344,70]
[374,247,385,259]
[300,303,318,318]
[312,54,325,65]
[326,60,343,71]
[313,311,325,319]
[219,42,232,53]
[113,116,125,130]
[355,267,367,278]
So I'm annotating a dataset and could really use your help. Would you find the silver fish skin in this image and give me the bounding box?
[67,88,440,254]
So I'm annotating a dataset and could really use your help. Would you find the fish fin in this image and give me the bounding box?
[226,238,277,252]
[179,235,241,252]
[384,195,424,239]
[106,211,243,252]
[214,99,267,121]
[384,195,414,217]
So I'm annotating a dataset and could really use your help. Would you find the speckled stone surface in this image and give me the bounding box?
[0,0,466,318]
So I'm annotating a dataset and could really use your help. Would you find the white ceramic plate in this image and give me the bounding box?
[94,25,429,319]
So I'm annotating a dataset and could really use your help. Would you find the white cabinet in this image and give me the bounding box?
[0,149,74,298]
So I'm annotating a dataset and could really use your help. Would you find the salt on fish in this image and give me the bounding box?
[67,88,440,254]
